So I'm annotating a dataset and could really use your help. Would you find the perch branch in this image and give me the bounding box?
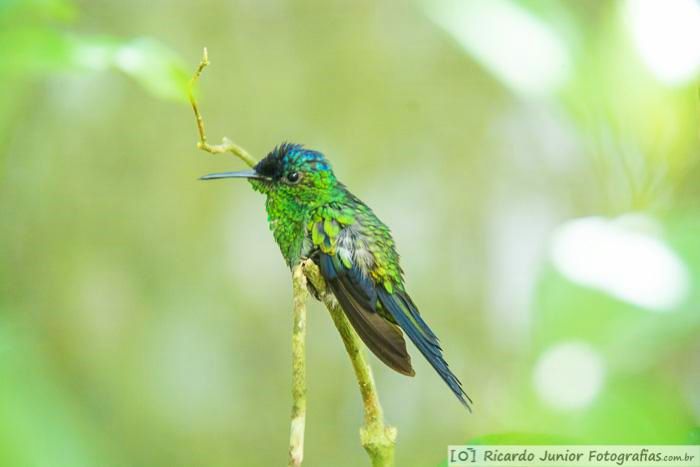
[188,47,257,168]
[301,260,396,467]
[289,264,309,467]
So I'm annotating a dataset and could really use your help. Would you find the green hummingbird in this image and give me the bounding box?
[202,143,471,408]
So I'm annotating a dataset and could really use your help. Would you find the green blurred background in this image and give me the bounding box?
[1,0,699,466]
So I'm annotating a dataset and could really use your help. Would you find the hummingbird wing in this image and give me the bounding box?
[310,217,415,376]
[310,200,471,409]
[317,251,415,376]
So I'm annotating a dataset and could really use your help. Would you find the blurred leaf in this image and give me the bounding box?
[425,0,573,97]
[0,27,74,74]
[110,38,189,102]
[0,28,188,102]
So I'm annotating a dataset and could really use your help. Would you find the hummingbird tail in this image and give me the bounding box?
[377,289,473,410]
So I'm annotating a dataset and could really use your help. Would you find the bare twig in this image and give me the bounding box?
[289,264,309,467]
[301,260,396,467]
[188,47,257,168]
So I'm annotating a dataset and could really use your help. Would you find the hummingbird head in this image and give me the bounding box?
[201,143,338,206]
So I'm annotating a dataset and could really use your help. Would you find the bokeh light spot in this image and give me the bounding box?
[550,216,690,311]
[534,341,605,411]
[427,0,571,97]
[625,0,700,85]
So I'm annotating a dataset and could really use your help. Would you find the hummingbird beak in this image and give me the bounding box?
[199,169,268,181]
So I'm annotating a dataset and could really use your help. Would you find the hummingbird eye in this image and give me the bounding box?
[286,171,301,184]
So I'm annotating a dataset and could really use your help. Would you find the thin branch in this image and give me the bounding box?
[188,47,257,168]
[301,260,396,467]
[289,264,308,467]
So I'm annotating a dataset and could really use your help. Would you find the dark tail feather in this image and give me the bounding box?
[377,288,472,410]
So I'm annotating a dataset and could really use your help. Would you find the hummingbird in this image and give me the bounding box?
[202,143,471,409]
